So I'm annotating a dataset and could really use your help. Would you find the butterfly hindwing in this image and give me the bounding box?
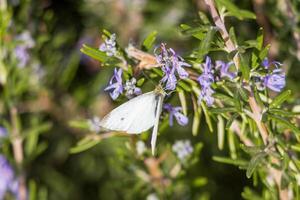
[151,94,164,155]
[99,92,158,134]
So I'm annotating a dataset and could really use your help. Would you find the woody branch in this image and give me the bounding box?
[203,0,288,199]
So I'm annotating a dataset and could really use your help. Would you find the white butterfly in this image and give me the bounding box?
[99,85,166,155]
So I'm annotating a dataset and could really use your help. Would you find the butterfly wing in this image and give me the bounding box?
[99,91,159,134]
[151,94,164,155]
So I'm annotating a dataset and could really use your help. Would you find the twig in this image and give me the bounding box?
[10,107,27,200]
[203,0,288,199]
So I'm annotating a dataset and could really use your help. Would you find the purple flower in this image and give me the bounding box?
[155,43,190,91]
[169,48,191,79]
[263,69,286,92]
[164,103,188,126]
[14,31,35,68]
[197,73,214,88]
[262,57,282,69]
[199,86,215,106]
[99,33,117,57]
[216,61,237,79]
[124,78,142,99]
[203,56,212,74]
[104,68,123,100]
[172,140,193,162]
[161,65,177,90]
[197,56,215,106]
[0,127,7,138]
[0,155,19,199]
[15,46,30,68]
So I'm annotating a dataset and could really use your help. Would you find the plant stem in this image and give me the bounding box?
[10,107,27,200]
[203,0,288,199]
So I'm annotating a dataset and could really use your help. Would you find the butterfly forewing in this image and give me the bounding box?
[99,92,158,134]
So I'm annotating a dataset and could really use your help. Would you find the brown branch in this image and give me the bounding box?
[203,0,288,199]
[10,107,27,200]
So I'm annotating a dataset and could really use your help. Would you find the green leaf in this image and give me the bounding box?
[213,93,235,106]
[142,31,157,51]
[137,78,145,87]
[217,116,225,150]
[270,90,291,108]
[80,44,108,63]
[226,113,239,129]
[178,80,192,92]
[192,96,202,136]
[59,51,80,89]
[210,107,237,114]
[259,44,270,60]
[267,114,300,134]
[68,119,90,130]
[269,108,300,117]
[240,144,262,155]
[200,102,213,132]
[237,86,249,102]
[198,26,217,60]
[29,180,37,200]
[102,29,112,37]
[180,24,206,40]
[291,145,300,152]
[212,156,247,166]
[69,139,100,154]
[242,187,264,200]
[216,0,256,20]
[256,28,264,51]
[193,177,208,187]
[281,171,290,189]
[246,152,267,178]
[229,27,238,47]
[178,89,188,115]
[198,11,210,24]
[239,54,250,80]
[228,130,237,159]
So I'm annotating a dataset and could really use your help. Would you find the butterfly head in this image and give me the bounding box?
[154,84,167,96]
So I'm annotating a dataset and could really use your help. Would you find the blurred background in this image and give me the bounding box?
[1,0,300,199]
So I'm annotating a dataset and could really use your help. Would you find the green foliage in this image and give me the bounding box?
[1,0,300,200]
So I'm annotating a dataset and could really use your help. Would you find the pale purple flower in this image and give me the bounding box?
[203,56,212,74]
[15,31,35,48]
[14,31,34,68]
[104,68,123,100]
[124,78,142,99]
[198,57,214,87]
[0,127,7,138]
[169,48,191,79]
[262,57,282,69]
[14,46,30,68]
[197,73,214,88]
[199,86,215,106]
[172,140,193,162]
[197,56,215,106]
[155,43,190,91]
[161,65,177,90]
[99,33,117,57]
[0,155,19,199]
[263,69,286,92]
[164,104,188,126]
[216,60,237,79]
